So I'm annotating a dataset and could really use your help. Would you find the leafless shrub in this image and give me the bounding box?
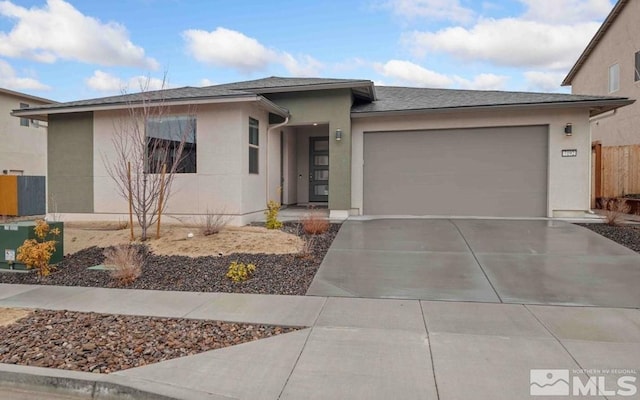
[297,235,316,259]
[201,208,229,236]
[103,244,144,285]
[603,198,631,226]
[302,209,329,235]
[116,219,129,230]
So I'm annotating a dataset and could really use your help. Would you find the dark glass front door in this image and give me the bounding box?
[309,137,329,202]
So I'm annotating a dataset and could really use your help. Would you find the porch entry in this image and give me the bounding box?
[309,137,329,202]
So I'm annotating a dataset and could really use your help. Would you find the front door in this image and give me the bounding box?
[309,137,329,202]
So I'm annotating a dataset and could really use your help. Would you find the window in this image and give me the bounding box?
[635,51,640,82]
[249,117,259,174]
[609,63,620,93]
[19,103,29,127]
[146,115,196,174]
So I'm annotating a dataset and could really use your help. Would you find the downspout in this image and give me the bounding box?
[266,117,289,204]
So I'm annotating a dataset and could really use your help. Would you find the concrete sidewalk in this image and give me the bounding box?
[1,284,639,399]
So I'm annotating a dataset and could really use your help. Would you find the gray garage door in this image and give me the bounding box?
[363,126,548,217]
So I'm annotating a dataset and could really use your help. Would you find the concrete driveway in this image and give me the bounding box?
[307,219,640,308]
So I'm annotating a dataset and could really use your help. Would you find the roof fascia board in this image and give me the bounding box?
[0,87,56,104]
[562,0,628,86]
[12,95,289,118]
[351,99,635,118]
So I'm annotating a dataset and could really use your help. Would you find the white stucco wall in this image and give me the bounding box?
[0,92,49,176]
[351,107,592,217]
[282,128,297,205]
[93,103,271,224]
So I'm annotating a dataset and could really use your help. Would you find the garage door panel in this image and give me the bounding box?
[363,126,548,217]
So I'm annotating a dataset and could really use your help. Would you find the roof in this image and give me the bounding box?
[562,0,628,86]
[351,86,634,117]
[212,76,376,101]
[12,86,290,121]
[0,87,56,104]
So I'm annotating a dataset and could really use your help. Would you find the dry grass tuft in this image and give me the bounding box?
[603,198,631,226]
[201,209,229,236]
[103,244,144,285]
[302,211,329,235]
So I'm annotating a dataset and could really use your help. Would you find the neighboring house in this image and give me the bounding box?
[0,88,55,176]
[13,77,631,224]
[562,0,639,146]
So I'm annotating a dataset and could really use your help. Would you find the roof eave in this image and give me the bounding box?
[239,81,376,100]
[562,0,629,86]
[11,94,283,121]
[351,99,635,118]
[0,87,57,104]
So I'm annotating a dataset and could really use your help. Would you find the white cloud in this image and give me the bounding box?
[183,27,322,76]
[454,73,509,90]
[0,59,50,90]
[520,0,614,24]
[0,0,158,69]
[524,71,567,92]
[385,0,475,23]
[85,70,168,93]
[375,59,453,87]
[408,18,601,70]
[198,78,216,87]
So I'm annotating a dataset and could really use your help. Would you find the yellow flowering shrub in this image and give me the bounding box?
[265,200,283,229]
[17,220,60,277]
[226,261,256,282]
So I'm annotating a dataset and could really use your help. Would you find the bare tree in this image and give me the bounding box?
[103,77,196,241]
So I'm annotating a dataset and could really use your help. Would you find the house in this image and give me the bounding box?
[562,0,639,201]
[12,77,631,224]
[562,0,639,146]
[0,87,54,176]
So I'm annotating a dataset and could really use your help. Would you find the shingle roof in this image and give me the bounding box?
[351,86,632,115]
[562,0,628,86]
[22,86,254,111]
[212,76,373,90]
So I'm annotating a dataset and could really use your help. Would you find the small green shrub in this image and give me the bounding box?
[265,200,283,229]
[226,261,257,282]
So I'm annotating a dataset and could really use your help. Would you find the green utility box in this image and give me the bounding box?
[0,221,64,271]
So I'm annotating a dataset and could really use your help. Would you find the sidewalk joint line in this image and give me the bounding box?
[276,297,328,399]
[449,219,503,303]
[419,301,441,400]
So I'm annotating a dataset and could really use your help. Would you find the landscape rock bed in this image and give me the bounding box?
[0,223,340,295]
[578,223,640,253]
[0,309,301,373]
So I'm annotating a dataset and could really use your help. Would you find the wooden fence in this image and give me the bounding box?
[593,143,640,200]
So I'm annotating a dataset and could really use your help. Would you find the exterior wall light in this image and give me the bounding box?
[335,129,343,141]
[564,123,573,136]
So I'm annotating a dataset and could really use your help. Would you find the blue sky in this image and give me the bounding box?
[0,0,615,102]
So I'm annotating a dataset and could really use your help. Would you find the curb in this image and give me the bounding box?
[0,364,183,400]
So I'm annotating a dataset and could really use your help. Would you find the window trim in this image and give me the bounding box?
[634,51,640,82]
[249,117,259,174]
[609,63,620,93]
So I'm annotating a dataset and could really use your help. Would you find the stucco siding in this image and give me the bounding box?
[0,92,49,176]
[265,90,352,211]
[93,104,248,217]
[571,1,640,145]
[352,108,591,217]
[48,112,94,213]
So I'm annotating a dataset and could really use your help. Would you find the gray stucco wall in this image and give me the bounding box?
[48,112,94,213]
[265,90,353,210]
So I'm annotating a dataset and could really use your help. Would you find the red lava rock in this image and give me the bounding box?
[0,310,301,374]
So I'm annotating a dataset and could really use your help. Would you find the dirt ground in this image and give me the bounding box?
[0,308,31,327]
[63,222,304,257]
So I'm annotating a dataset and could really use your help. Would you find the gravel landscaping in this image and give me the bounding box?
[0,309,301,374]
[578,223,640,253]
[0,223,340,295]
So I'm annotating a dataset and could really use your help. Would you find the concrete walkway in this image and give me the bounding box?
[1,284,639,399]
